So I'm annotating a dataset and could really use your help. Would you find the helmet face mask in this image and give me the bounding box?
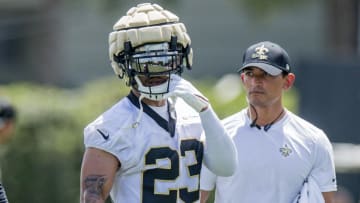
[120,42,184,100]
[130,43,183,77]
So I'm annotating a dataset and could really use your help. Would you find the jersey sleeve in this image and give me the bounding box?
[83,100,141,170]
[84,123,138,170]
[310,130,337,192]
[200,164,217,191]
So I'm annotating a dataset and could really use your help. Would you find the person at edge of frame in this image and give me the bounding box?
[0,97,17,203]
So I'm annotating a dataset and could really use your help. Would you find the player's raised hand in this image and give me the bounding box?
[168,74,209,112]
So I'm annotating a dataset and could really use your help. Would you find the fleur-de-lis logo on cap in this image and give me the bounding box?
[279,144,292,157]
[251,44,269,60]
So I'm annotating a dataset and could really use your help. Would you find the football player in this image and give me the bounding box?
[80,3,237,203]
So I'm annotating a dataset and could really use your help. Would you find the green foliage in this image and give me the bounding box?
[0,76,298,202]
[0,78,129,203]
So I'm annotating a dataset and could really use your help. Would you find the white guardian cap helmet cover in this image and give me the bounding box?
[109,3,193,101]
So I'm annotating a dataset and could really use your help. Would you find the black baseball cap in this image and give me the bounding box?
[238,41,291,76]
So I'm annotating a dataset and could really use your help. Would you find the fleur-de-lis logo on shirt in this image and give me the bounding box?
[279,144,292,157]
[251,44,269,60]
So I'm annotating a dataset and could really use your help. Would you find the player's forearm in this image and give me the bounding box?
[323,192,335,203]
[82,192,106,203]
[81,175,108,203]
[81,193,105,203]
[200,107,237,176]
[200,190,211,203]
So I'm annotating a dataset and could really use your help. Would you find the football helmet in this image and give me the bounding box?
[109,3,193,101]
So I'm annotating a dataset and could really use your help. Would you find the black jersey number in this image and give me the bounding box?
[142,139,203,203]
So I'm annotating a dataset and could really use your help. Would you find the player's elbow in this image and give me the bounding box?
[224,159,237,176]
[216,157,237,177]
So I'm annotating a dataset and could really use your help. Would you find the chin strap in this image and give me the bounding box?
[127,91,176,137]
[132,94,145,128]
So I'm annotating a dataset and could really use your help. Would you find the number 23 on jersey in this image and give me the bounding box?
[142,139,204,203]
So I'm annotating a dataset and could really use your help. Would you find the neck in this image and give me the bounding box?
[248,104,285,126]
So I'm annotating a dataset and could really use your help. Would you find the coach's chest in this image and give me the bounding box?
[235,128,313,183]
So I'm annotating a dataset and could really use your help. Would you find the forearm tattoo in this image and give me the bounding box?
[83,175,107,203]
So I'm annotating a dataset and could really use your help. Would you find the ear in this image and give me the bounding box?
[0,120,15,144]
[240,73,245,83]
[283,73,295,90]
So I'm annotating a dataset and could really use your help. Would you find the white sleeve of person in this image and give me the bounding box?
[200,107,238,176]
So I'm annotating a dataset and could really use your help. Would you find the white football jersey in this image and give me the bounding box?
[200,109,337,203]
[84,94,204,203]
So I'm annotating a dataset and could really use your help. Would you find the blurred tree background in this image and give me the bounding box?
[0,0,359,202]
[1,0,358,86]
